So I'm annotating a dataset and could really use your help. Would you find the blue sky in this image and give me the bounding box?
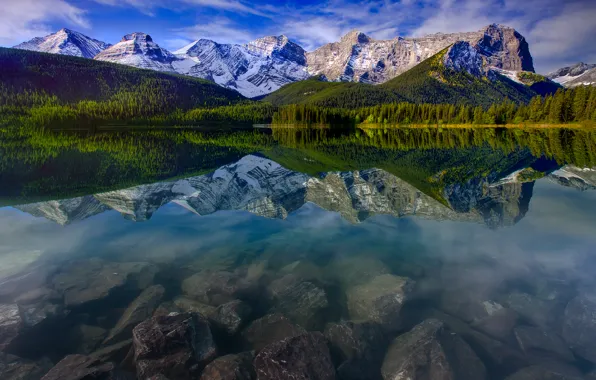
[1,0,595,73]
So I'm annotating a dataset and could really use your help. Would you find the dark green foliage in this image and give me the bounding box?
[270,86,596,125]
[517,71,561,96]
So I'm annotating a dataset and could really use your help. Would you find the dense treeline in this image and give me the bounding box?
[271,86,596,125]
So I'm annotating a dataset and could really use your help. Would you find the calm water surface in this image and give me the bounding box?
[1,126,596,379]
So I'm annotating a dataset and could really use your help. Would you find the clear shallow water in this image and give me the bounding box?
[1,126,596,379]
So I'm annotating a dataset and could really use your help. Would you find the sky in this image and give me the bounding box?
[0,0,595,73]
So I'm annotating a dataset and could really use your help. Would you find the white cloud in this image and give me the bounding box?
[0,0,89,46]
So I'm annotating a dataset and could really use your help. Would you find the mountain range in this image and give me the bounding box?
[11,24,583,98]
[547,62,596,87]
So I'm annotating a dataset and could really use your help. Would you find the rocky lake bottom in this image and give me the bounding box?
[1,127,596,379]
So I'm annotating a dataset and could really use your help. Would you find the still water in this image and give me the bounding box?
[1,126,596,380]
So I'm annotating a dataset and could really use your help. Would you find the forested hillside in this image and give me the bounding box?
[0,47,244,111]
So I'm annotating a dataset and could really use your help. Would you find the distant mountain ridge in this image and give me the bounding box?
[13,28,111,59]
[12,24,540,97]
[548,62,596,87]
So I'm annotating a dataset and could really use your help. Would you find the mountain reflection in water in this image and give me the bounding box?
[1,126,596,380]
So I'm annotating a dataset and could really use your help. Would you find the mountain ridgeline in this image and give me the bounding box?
[11,24,568,99]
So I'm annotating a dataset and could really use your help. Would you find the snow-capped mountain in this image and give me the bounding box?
[12,24,535,96]
[306,24,534,83]
[94,32,181,72]
[172,35,310,97]
[548,63,596,87]
[12,28,110,59]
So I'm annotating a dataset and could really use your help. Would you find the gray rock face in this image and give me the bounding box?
[241,314,306,353]
[504,366,583,380]
[132,313,217,379]
[181,271,252,306]
[514,326,575,363]
[199,352,255,380]
[346,274,414,331]
[306,24,533,84]
[104,285,165,345]
[267,275,328,329]
[562,294,596,363]
[381,319,488,380]
[254,332,335,380]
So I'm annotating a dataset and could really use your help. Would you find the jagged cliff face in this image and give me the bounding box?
[94,33,180,72]
[548,165,596,190]
[15,155,538,228]
[13,28,111,59]
[173,35,310,97]
[306,24,534,83]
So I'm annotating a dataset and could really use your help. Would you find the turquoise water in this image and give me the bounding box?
[1,127,596,379]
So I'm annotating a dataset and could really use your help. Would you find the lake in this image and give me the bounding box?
[1,125,596,380]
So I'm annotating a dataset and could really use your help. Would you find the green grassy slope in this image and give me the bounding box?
[0,47,245,108]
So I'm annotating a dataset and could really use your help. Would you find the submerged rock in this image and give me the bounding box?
[562,294,596,363]
[90,339,133,365]
[327,257,390,289]
[69,324,108,355]
[0,353,53,380]
[504,366,583,380]
[470,304,518,341]
[325,321,385,380]
[181,271,252,306]
[267,275,328,330]
[40,354,126,380]
[506,292,562,330]
[514,326,575,363]
[254,332,335,380]
[241,314,306,353]
[51,259,157,308]
[346,274,414,331]
[132,312,217,379]
[172,297,217,316]
[211,300,252,335]
[381,319,488,380]
[199,352,255,380]
[104,285,165,345]
[0,304,21,351]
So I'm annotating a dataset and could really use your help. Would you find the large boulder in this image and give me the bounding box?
[346,274,414,331]
[429,310,527,379]
[505,292,562,330]
[267,275,328,330]
[51,259,157,308]
[181,271,253,306]
[40,354,128,380]
[199,352,255,380]
[254,332,335,380]
[504,366,583,380]
[211,300,252,335]
[104,285,165,345]
[562,294,596,363]
[381,319,488,380]
[241,314,306,353]
[324,321,385,380]
[514,326,575,363]
[132,313,217,379]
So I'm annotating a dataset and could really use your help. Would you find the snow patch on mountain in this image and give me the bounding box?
[13,28,111,59]
[548,63,596,87]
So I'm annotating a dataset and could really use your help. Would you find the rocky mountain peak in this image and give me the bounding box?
[547,62,596,87]
[12,28,111,59]
[340,30,371,44]
[476,23,534,72]
[443,41,485,77]
[121,32,153,43]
